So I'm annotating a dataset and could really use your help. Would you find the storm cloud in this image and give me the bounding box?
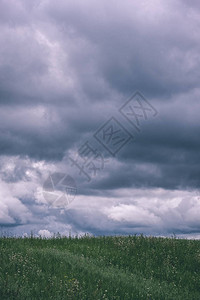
[0,0,200,238]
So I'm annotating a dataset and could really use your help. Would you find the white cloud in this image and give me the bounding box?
[105,204,160,225]
[38,229,53,238]
[0,179,32,225]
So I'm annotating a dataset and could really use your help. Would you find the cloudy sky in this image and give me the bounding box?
[1,0,200,238]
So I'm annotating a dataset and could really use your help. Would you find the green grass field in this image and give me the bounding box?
[0,235,200,299]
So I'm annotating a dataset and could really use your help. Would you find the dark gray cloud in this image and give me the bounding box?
[0,0,200,237]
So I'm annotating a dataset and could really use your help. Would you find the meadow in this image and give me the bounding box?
[0,234,200,299]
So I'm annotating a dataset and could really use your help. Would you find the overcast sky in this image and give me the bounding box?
[1,0,200,238]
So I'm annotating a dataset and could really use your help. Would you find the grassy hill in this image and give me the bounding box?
[0,235,200,299]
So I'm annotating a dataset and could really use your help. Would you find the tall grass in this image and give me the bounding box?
[0,235,200,299]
